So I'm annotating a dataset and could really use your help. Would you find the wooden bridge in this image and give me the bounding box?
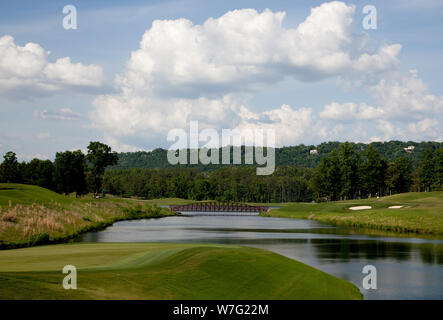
[169,202,269,216]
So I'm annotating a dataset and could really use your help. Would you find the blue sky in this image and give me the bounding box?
[1,0,442,160]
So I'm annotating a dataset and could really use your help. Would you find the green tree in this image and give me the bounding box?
[36,160,55,190]
[315,149,342,201]
[339,142,359,200]
[21,158,40,185]
[0,152,19,183]
[362,145,383,197]
[21,159,55,190]
[385,157,412,194]
[436,148,443,190]
[86,142,119,194]
[419,149,435,192]
[191,178,210,201]
[54,150,87,196]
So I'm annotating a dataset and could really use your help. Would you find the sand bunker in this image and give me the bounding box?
[388,205,404,209]
[349,206,372,210]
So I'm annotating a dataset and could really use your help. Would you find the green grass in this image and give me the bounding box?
[0,184,175,248]
[262,192,443,235]
[0,243,362,300]
[0,184,74,206]
[141,197,196,205]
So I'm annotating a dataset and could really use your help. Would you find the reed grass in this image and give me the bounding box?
[0,184,175,249]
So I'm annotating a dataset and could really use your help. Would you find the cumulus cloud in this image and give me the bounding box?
[0,35,103,96]
[371,120,405,141]
[320,67,443,142]
[320,102,385,122]
[353,44,402,73]
[408,118,442,140]
[233,104,314,146]
[44,57,103,87]
[91,2,407,151]
[115,2,400,98]
[370,70,443,120]
[322,70,443,120]
[36,108,82,121]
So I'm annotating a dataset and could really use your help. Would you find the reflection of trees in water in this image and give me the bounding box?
[418,243,443,265]
[312,239,443,265]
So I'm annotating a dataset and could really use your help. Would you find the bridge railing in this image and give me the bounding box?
[169,202,269,213]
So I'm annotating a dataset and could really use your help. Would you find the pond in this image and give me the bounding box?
[77,214,443,300]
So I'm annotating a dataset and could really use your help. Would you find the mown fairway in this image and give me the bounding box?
[0,243,362,300]
[263,192,443,235]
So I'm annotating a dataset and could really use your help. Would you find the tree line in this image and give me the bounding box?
[0,141,441,202]
[103,166,314,202]
[112,141,443,170]
[102,143,442,202]
[0,142,118,197]
[311,143,442,201]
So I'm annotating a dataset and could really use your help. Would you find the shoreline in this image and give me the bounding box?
[0,213,174,250]
[0,184,176,250]
[261,191,443,236]
[0,242,363,300]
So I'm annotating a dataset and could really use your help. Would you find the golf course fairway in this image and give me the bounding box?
[263,192,443,235]
[0,243,362,300]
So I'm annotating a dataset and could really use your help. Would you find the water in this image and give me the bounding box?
[78,214,443,299]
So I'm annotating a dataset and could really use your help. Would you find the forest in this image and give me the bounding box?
[1,141,441,203]
[112,141,443,170]
[103,143,442,202]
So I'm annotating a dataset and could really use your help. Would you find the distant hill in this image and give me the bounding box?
[109,141,443,171]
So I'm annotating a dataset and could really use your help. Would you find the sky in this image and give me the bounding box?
[1,0,442,160]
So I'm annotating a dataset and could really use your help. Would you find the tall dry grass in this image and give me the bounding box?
[0,201,128,242]
[0,199,171,247]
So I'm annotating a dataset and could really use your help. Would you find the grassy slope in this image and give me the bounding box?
[0,183,74,206]
[0,243,362,300]
[0,184,175,248]
[263,192,443,235]
[142,198,196,205]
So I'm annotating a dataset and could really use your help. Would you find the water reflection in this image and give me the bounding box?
[78,215,443,299]
[312,239,412,263]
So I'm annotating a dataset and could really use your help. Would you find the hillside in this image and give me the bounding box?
[0,184,173,248]
[110,141,443,170]
[0,243,362,300]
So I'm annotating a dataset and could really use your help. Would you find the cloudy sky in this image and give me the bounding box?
[1,0,442,160]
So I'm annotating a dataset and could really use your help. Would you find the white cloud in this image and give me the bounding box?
[353,44,402,73]
[320,102,385,121]
[44,57,103,87]
[234,105,314,146]
[372,119,404,141]
[36,108,81,121]
[322,69,443,121]
[370,117,443,143]
[91,3,406,151]
[115,2,400,97]
[408,118,441,140]
[320,67,443,142]
[370,70,443,120]
[0,35,103,96]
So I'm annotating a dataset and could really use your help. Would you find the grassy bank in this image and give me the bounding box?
[0,184,175,249]
[263,192,443,235]
[0,242,362,300]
